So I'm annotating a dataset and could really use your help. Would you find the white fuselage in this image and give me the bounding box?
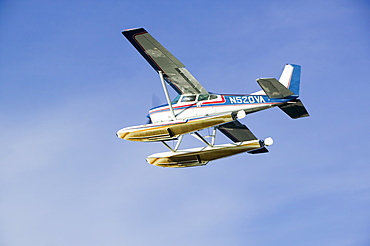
[148,94,282,123]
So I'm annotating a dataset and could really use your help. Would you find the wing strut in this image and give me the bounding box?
[161,134,184,152]
[159,70,176,120]
[191,132,212,147]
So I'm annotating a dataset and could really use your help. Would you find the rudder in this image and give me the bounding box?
[279,64,301,96]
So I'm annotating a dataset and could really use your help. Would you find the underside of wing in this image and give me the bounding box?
[123,28,208,95]
[217,120,269,154]
[217,120,257,142]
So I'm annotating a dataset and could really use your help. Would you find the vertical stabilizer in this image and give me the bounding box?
[279,64,301,96]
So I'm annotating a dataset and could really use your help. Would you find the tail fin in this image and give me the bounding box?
[256,64,301,98]
[256,64,309,119]
[279,64,301,96]
[278,64,309,119]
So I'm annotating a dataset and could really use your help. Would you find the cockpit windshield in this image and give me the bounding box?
[171,94,218,104]
[171,94,181,104]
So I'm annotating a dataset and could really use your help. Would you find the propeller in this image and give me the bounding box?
[145,93,162,124]
[152,93,162,107]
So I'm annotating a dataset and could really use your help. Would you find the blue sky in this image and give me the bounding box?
[1,0,370,245]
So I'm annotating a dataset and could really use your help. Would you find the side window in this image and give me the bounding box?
[198,94,209,101]
[181,95,196,102]
[209,94,218,100]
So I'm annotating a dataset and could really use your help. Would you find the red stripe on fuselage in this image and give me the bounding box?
[149,96,226,114]
[148,96,280,117]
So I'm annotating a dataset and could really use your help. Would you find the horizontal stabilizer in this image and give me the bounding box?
[217,120,257,142]
[279,99,310,119]
[257,78,294,98]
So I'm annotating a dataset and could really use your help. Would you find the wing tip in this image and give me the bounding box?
[122,27,146,35]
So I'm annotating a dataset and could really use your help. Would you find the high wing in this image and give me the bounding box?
[123,28,208,95]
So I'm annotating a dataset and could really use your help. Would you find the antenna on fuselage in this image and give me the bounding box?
[158,70,176,120]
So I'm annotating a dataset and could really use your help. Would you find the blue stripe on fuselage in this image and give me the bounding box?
[149,95,297,115]
[224,95,297,105]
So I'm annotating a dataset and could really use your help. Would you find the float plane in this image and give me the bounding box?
[117,28,309,168]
